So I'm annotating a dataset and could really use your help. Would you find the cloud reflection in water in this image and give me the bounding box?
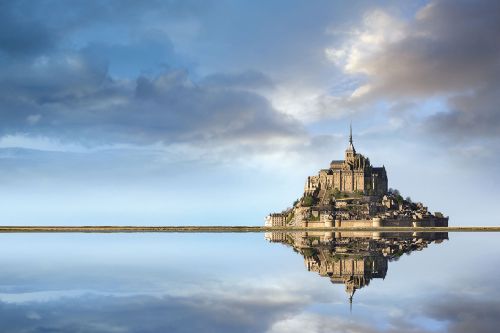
[0,232,498,333]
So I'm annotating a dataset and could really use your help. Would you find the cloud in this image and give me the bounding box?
[0,2,58,57]
[2,286,499,333]
[326,0,500,141]
[130,70,304,145]
[4,0,498,169]
[82,33,180,78]
[325,9,406,77]
[329,1,500,97]
[421,292,500,333]
[0,0,310,151]
[0,291,305,333]
[267,287,500,333]
[201,70,274,90]
[0,48,304,148]
[0,1,307,152]
[0,51,110,105]
[428,85,500,140]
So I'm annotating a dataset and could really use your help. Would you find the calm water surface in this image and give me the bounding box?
[0,232,498,332]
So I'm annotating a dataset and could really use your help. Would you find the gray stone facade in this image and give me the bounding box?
[304,125,388,196]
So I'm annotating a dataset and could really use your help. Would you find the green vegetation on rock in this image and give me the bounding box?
[302,195,315,207]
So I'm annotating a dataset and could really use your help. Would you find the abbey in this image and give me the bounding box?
[304,125,388,197]
[265,124,448,229]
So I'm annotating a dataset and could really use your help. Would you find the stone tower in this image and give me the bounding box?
[304,124,388,196]
[345,122,356,161]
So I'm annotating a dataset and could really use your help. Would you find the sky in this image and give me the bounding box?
[0,0,499,225]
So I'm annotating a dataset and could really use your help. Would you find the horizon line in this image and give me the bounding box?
[0,226,498,233]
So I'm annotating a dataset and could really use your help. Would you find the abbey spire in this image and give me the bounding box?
[349,122,353,146]
[345,122,356,162]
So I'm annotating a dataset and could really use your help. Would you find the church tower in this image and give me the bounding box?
[304,122,388,196]
[345,123,356,162]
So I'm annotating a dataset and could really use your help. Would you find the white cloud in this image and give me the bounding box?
[350,84,372,99]
[326,10,406,75]
[0,134,87,152]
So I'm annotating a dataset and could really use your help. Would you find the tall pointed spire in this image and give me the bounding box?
[345,121,356,158]
[349,121,353,145]
[345,122,356,152]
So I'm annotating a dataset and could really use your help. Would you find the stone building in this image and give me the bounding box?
[304,125,388,196]
[265,213,288,227]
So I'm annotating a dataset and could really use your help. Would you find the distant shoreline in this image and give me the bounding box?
[0,226,498,233]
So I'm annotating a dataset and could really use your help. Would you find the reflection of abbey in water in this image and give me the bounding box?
[266,231,448,305]
[266,125,448,229]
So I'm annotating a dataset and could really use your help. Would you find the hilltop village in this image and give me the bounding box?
[266,126,448,228]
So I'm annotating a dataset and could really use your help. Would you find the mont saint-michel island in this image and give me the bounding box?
[266,126,449,229]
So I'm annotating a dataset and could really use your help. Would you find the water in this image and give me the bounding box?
[0,231,497,332]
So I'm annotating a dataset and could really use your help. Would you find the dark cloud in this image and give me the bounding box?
[200,70,274,90]
[6,0,499,160]
[344,0,500,140]
[429,85,500,140]
[0,292,302,333]
[0,51,110,105]
[366,0,500,96]
[0,0,212,58]
[0,0,306,149]
[131,71,300,144]
[422,293,500,333]
[0,50,303,146]
[0,2,58,57]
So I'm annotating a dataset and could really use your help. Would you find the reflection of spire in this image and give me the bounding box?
[266,232,449,315]
[349,288,355,314]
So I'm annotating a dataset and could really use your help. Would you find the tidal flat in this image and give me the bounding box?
[0,231,498,332]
